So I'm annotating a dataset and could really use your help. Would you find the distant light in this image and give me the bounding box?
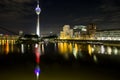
[0,34,3,36]
[50,32,53,34]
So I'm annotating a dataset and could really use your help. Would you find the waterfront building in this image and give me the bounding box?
[73,24,96,40]
[95,29,120,40]
[73,25,87,39]
[59,24,96,40]
[87,24,96,35]
[87,23,96,39]
[60,25,73,39]
[59,24,120,41]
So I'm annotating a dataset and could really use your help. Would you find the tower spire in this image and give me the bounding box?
[37,0,39,4]
[37,0,39,7]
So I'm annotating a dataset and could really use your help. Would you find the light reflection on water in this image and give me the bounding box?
[0,42,120,57]
[34,44,41,80]
[0,43,19,54]
[0,42,120,80]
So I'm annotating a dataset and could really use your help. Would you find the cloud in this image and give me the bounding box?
[0,0,35,19]
[12,0,32,3]
[0,0,33,3]
[0,0,120,33]
[100,0,120,12]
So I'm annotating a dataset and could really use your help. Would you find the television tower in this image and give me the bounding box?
[35,0,41,37]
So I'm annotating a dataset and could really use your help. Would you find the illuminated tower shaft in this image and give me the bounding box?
[35,0,41,36]
[36,15,40,36]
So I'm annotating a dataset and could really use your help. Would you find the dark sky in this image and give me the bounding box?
[0,0,120,35]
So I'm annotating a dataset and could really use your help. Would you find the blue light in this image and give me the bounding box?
[34,66,41,76]
[36,7,41,12]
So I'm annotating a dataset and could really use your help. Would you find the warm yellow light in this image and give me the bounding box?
[41,44,45,54]
[58,43,63,54]
[58,42,70,59]
[64,43,68,53]
[68,43,73,53]
[88,44,92,56]
[5,41,9,54]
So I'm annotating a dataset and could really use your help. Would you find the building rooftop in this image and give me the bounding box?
[97,29,120,32]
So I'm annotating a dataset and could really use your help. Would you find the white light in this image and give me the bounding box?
[101,45,105,54]
[35,44,38,48]
[21,44,24,53]
[41,44,44,54]
[93,55,98,63]
[107,46,112,55]
[82,28,87,31]
[73,48,77,59]
[113,47,118,55]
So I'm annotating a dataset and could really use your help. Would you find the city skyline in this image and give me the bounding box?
[0,0,120,35]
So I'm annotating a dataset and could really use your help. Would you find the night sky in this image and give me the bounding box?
[0,0,120,35]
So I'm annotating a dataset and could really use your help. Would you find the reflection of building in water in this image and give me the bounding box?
[91,45,120,55]
[88,44,92,55]
[5,41,9,54]
[100,45,105,54]
[58,42,120,59]
[59,24,96,40]
[0,40,19,54]
[95,29,120,40]
[0,34,18,45]
[113,47,118,55]
[58,42,78,59]
[58,43,73,54]
[58,42,95,59]
[0,34,19,54]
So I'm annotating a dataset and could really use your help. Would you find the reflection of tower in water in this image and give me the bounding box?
[34,0,41,79]
[34,44,41,80]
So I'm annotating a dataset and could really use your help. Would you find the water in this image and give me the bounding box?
[0,42,120,80]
